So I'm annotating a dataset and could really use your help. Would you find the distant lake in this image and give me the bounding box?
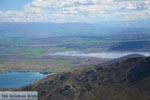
[0,72,51,88]
[51,51,150,58]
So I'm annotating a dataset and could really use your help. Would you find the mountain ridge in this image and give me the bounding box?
[13,56,150,100]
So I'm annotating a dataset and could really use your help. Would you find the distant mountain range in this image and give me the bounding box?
[0,20,150,37]
[13,55,150,100]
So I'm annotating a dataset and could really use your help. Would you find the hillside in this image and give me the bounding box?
[16,56,150,100]
[101,54,145,65]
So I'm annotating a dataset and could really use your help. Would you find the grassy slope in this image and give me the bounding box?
[15,57,150,100]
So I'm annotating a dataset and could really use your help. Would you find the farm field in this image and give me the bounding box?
[0,34,150,73]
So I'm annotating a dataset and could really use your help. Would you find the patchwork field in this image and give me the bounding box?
[0,34,150,73]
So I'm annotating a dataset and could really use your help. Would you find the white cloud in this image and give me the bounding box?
[24,4,42,13]
[0,0,150,22]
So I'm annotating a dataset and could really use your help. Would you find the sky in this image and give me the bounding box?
[0,0,150,22]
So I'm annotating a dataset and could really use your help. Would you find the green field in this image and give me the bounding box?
[0,35,150,73]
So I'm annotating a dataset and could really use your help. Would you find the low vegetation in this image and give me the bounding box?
[14,56,150,100]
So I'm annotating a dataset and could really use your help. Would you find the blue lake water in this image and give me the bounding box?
[0,72,49,88]
[51,51,150,58]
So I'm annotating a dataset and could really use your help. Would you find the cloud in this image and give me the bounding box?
[29,0,150,11]
[24,4,42,13]
[115,0,150,10]
[0,0,150,22]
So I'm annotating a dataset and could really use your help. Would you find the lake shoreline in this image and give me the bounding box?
[0,70,56,75]
[50,51,150,59]
[0,72,52,89]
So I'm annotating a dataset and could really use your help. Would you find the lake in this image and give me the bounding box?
[51,51,150,58]
[0,72,51,88]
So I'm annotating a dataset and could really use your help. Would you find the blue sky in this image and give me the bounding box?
[0,0,33,11]
[0,0,149,22]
